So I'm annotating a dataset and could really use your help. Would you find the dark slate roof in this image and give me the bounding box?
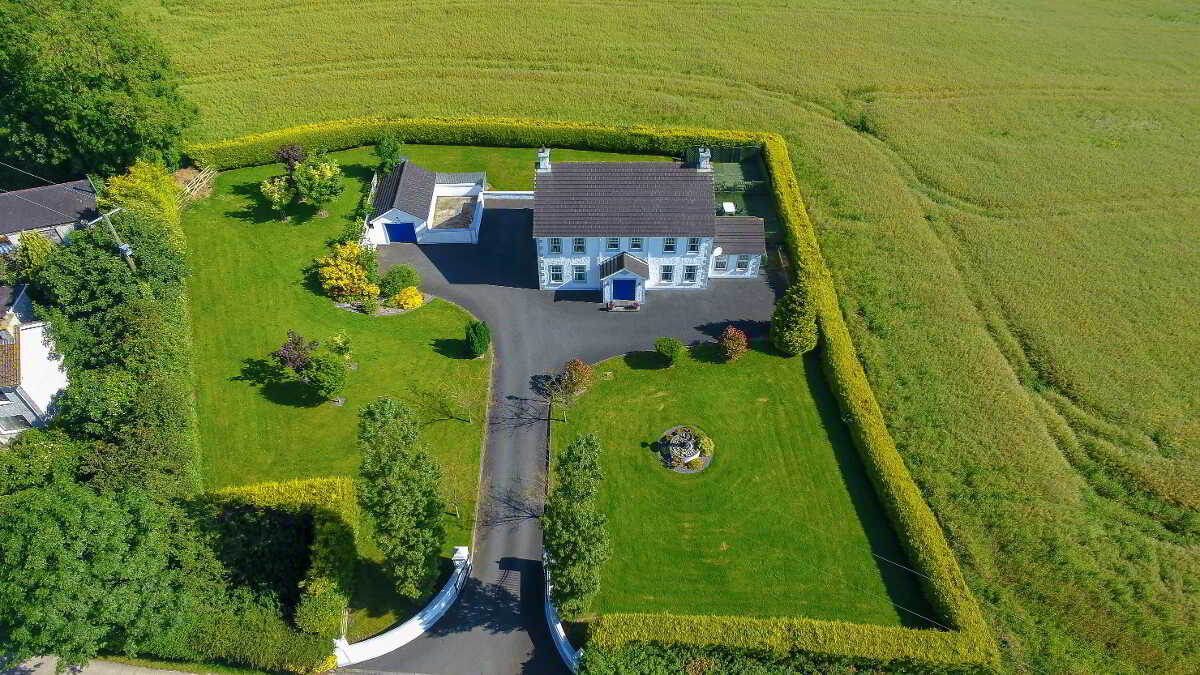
[435,171,486,185]
[599,252,650,279]
[533,162,715,237]
[0,179,97,235]
[371,161,435,221]
[714,216,767,254]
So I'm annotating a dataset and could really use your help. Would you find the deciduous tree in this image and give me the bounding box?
[293,155,345,208]
[543,433,610,619]
[355,398,446,598]
[0,483,188,667]
[0,0,195,178]
[374,134,406,173]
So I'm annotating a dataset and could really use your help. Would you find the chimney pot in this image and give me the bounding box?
[536,147,552,172]
[697,147,712,171]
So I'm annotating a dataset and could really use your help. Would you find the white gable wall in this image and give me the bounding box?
[19,322,67,417]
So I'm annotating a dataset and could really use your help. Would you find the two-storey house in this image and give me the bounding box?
[531,148,764,305]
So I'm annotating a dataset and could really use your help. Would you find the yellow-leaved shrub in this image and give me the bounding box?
[316,241,379,301]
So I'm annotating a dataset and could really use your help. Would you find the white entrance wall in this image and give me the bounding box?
[601,270,645,303]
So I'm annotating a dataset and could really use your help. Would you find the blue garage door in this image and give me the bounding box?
[385,222,417,243]
[612,279,637,301]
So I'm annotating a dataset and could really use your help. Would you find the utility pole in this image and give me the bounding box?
[100,210,137,273]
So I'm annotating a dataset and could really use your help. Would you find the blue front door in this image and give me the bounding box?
[385,222,417,243]
[612,279,637,301]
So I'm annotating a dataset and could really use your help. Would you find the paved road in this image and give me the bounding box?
[357,204,780,675]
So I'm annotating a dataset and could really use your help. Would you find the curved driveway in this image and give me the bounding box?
[353,204,780,675]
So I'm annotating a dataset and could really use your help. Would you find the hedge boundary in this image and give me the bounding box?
[187,117,996,671]
[212,478,360,609]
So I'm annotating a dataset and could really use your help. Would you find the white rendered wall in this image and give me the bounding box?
[536,236,713,290]
[19,322,67,416]
[708,254,762,278]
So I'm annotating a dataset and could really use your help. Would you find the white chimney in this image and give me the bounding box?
[697,147,712,172]
[536,147,552,172]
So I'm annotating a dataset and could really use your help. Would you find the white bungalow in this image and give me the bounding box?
[366,161,487,245]
[0,285,68,440]
[531,148,765,305]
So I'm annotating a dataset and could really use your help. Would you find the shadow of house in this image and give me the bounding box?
[405,208,539,289]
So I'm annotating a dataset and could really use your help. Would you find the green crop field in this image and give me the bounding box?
[131,0,1200,671]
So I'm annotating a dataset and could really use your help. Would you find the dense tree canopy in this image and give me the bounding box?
[0,484,188,666]
[0,0,196,179]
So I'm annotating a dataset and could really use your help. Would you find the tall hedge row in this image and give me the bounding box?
[185,117,760,170]
[190,117,995,671]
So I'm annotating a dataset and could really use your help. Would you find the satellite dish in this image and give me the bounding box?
[712,247,723,257]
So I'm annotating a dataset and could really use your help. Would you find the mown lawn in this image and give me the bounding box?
[552,345,930,626]
[184,144,666,641]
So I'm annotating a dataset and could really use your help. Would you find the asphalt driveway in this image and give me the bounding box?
[353,204,781,675]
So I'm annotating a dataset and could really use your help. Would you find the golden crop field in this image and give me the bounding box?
[126,0,1200,672]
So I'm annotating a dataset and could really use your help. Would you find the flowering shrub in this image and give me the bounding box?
[697,434,715,457]
[316,241,379,301]
[390,286,423,310]
[719,326,748,362]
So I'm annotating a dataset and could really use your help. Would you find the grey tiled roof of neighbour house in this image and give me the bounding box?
[0,179,97,235]
[371,161,436,221]
[714,216,768,254]
[533,162,716,237]
[599,252,650,279]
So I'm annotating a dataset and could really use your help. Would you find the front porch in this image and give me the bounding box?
[600,253,648,310]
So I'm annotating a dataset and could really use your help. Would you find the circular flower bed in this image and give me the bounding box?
[659,425,715,474]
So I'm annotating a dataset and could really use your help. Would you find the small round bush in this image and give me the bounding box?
[380,264,421,297]
[697,435,715,457]
[362,296,380,316]
[390,286,423,310]
[654,337,684,366]
[719,325,749,362]
[293,579,348,637]
[466,320,490,357]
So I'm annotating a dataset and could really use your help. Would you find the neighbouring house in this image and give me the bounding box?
[532,148,766,304]
[0,179,98,253]
[366,160,488,245]
[0,285,68,440]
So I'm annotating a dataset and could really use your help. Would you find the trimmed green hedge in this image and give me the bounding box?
[185,116,760,170]
[585,613,992,674]
[190,117,996,671]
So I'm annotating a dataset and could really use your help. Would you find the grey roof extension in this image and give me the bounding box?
[714,216,767,255]
[435,171,486,185]
[533,162,715,237]
[372,161,436,221]
[0,179,97,235]
[599,252,650,279]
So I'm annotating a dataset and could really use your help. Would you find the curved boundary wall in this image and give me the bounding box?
[543,555,582,674]
[333,548,471,667]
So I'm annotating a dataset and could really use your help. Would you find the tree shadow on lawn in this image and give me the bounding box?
[432,337,474,359]
[226,179,319,224]
[623,350,670,370]
[232,357,324,408]
[803,348,941,629]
